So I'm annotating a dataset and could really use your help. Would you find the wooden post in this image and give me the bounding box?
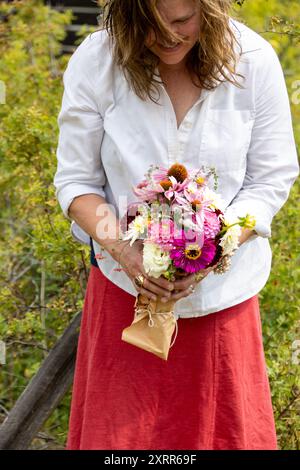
[0,312,82,450]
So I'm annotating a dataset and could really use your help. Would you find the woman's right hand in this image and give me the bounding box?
[115,239,176,302]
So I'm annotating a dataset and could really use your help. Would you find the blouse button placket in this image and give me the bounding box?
[161,83,208,166]
[165,108,179,166]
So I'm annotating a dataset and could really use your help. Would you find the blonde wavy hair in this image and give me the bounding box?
[98,0,243,102]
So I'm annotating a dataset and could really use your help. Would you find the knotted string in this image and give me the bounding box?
[134,300,179,349]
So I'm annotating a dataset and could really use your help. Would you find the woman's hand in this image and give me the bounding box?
[113,228,256,303]
[114,239,175,302]
[110,239,219,303]
[166,229,257,302]
[163,265,216,303]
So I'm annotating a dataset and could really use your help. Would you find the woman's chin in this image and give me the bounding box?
[158,52,188,66]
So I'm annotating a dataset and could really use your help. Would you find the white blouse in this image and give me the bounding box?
[54,19,299,319]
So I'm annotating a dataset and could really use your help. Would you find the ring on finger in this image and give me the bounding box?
[189,284,196,294]
[134,273,145,288]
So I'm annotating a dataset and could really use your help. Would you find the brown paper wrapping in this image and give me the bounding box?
[121,293,178,360]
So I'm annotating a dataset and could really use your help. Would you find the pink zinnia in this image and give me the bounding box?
[170,230,216,273]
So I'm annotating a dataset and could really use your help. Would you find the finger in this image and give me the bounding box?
[136,265,173,292]
[173,274,196,291]
[136,286,157,301]
[131,266,172,299]
[167,287,192,302]
[147,275,174,292]
[194,268,211,282]
[143,277,172,299]
[210,261,220,270]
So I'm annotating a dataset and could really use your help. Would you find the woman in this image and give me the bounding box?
[54,0,298,450]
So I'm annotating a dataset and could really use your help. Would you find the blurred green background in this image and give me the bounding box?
[0,0,299,450]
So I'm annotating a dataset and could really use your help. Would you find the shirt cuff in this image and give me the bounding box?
[225,200,273,239]
[70,221,91,246]
[56,184,106,220]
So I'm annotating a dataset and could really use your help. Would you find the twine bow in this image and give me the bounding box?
[134,299,178,348]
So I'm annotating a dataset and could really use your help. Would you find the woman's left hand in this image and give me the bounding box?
[161,228,257,302]
[160,263,217,303]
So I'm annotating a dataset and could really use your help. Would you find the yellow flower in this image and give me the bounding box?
[196,176,206,185]
[242,214,256,230]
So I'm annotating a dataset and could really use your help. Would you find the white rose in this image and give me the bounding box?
[219,224,241,256]
[143,242,171,279]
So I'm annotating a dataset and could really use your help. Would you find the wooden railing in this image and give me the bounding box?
[0,312,81,450]
[47,0,101,52]
[0,1,100,451]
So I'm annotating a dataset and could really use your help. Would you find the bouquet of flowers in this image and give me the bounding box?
[120,163,256,360]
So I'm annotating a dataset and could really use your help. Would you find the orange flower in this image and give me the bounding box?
[167,163,188,183]
[159,179,173,190]
[191,199,202,211]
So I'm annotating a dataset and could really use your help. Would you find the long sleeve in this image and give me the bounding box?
[227,43,299,238]
[53,35,107,220]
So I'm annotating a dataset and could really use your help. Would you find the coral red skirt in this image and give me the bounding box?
[66,264,278,450]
